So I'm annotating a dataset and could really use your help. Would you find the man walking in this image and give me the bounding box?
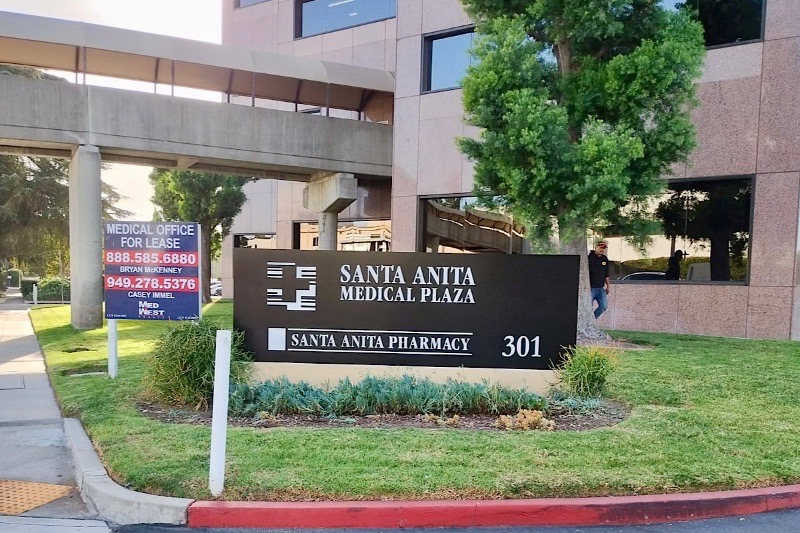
[588,241,610,319]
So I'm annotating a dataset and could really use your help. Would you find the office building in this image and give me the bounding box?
[221,0,800,340]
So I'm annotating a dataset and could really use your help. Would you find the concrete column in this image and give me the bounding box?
[69,145,103,329]
[318,211,338,251]
[303,173,357,251]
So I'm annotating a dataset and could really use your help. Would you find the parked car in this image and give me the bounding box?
[619,272,666,281]
[210,281,223,296]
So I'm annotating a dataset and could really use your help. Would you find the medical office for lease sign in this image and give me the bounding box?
[104,221,201,320]
[234,249,579,370]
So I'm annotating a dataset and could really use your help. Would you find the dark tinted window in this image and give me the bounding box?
[605,176,752,283]
[662,0,764,47]
[298,0,396,38]
[423,30,474,92]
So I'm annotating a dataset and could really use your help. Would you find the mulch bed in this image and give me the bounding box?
[137,399,629,432]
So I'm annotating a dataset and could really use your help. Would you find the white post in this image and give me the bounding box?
[209,329,232,497]
[108,319,118,379]
[33,284,38,305]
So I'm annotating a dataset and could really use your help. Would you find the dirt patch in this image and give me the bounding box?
[137,399,629,432]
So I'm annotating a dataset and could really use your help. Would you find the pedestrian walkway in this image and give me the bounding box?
[0,289,109,532]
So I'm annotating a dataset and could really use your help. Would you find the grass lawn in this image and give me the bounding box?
[31,301,800,501]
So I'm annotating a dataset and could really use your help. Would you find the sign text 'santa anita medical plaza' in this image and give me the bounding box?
[234,250,579,370]
[104,221,201,321]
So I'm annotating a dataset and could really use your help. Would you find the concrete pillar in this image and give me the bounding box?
[303,173,357,251]
[69,145,103,329]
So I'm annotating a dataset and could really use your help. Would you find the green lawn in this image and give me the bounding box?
[31,302,800,501]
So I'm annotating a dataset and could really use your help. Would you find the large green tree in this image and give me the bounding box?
[0,156,130,276]
[149,169,251,303]
[458,0,706,339]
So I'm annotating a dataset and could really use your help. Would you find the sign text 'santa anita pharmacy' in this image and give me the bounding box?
[234,250,579,370]
[104,222,201,321]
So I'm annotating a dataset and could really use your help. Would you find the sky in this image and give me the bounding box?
[0,0,223,220]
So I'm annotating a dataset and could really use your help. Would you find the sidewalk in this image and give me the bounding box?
[4,289,800,530]
[0,289,110,532]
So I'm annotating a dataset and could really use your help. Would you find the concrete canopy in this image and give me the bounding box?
[0,11,395,111]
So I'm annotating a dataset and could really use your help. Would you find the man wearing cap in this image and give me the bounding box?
[588,241,611,319]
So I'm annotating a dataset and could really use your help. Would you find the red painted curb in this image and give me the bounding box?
[187,484,800,529]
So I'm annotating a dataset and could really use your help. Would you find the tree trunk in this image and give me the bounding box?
[709,232,731,281]
[558,226,609,343]
[201,224,213,304]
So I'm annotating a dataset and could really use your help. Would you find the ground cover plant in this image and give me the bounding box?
[31,301,800,501]
[228,375,548,418]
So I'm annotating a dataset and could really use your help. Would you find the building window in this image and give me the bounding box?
[421,197,525,254]
[295,220,391,251]
[422,29,475,93]
[233,234,277,249]
[296,0,396,38]
[605,176,752,283]
[237,0,269,7]
[661,0,764,48]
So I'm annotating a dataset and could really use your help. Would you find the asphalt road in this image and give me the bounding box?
[114,507,800,532]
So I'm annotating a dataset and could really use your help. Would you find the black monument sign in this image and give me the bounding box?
[233,249,579,370]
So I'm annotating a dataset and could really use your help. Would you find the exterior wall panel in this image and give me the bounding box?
[221,0,800,339]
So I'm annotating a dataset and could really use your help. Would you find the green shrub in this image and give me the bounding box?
[228,375,548,418]
[556,346,619,398]
[21,277,69,301]
[36,278,70,301]
[21,279,38,299]
[6,269,21,287]
[144,319,252,409]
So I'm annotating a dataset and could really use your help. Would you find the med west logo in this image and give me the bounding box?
[266,261,317,311]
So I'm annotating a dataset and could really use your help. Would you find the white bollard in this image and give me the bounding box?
[108,319,118,379]
[209,330,232,497]
[33,284,38,305]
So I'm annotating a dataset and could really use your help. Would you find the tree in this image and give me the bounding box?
[149,169,251,303]
[0,156,131,276]
[457,0,706,339]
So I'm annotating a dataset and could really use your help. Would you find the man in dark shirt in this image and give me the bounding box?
[588,241,610,319]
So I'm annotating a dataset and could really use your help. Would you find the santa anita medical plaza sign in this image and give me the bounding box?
[234,250,579,370]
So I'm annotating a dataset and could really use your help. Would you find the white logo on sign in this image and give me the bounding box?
[266,262,317,311]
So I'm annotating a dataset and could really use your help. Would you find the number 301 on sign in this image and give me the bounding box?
[501,335,541,357]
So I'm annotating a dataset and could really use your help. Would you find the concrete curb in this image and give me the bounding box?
[187,485,800,529]
[63,418,193,526]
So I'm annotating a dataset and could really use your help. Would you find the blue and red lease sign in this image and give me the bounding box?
[104,221,201,320]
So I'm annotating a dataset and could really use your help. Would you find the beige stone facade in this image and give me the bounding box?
[222,0,800,340]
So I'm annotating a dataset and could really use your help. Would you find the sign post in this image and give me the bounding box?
[209,329,232,497]
[103,221,201,377]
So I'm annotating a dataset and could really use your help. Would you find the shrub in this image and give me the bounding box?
[21,279,38,299]
[495,409,555,431]
[555,346,619,398]
[7,269,21,287]
[228,375,548,418]
[36,278,70,301]
[20,277,68,301]
[143,319,252,409]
